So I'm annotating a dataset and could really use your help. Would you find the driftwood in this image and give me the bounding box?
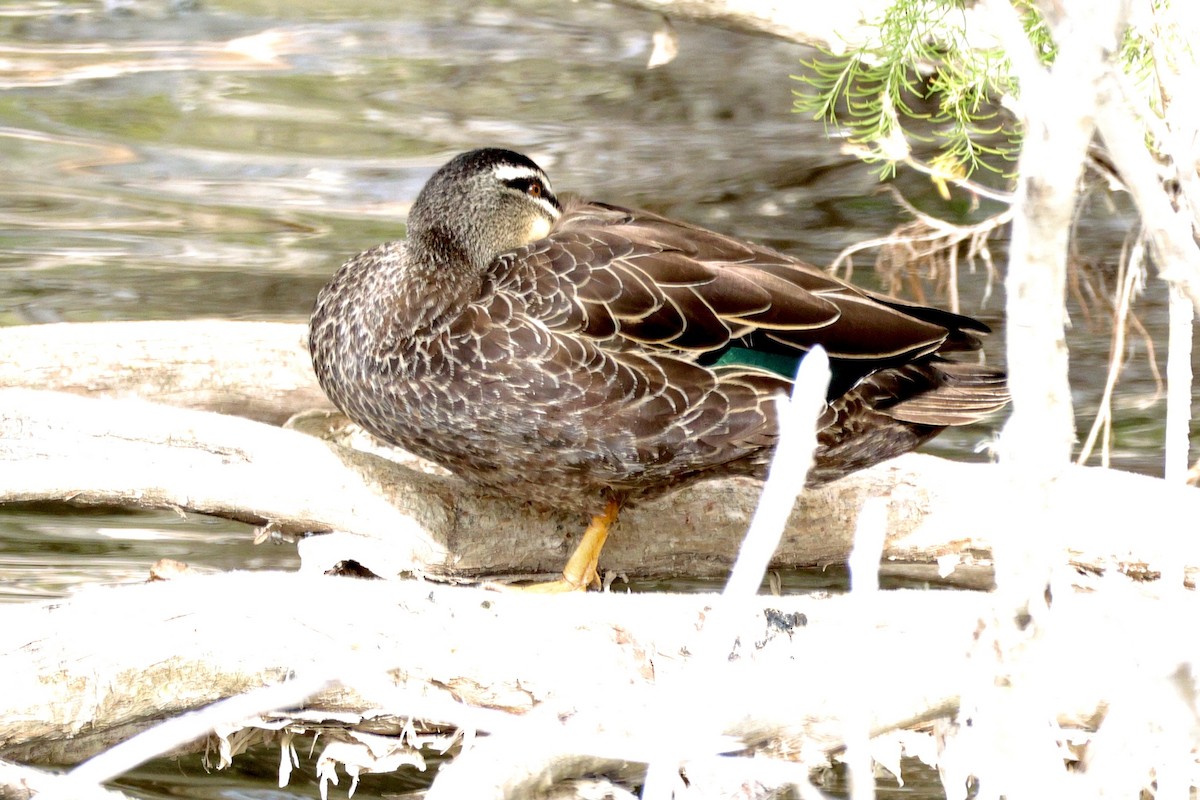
[5,320,1200,589]
[0,321,331,426]
[3,383,1200,590]
[0,574,967,763]
[1,572,1198,798]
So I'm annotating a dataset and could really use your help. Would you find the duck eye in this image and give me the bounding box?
[505,177,546,199]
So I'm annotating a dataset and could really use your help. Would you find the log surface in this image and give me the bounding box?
[2,384,1198,587]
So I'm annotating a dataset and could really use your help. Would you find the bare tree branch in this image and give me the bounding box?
[0,759,132,800]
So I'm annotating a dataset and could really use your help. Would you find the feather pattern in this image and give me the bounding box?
[309,149,1008,511]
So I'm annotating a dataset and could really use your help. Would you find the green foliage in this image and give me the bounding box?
[790,0,1034,180]
[1015,0,1057,65]
[792,0,1177,182]
[1116,0,1176,122]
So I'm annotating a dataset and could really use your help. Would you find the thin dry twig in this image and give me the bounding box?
[1077,235,1148,468]
[828,187,1010,315]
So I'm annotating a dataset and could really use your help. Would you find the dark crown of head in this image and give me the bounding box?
[444,148,545,179]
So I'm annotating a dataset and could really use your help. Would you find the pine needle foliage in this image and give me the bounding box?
[791,0,1046,181]
[791,0,1175,181]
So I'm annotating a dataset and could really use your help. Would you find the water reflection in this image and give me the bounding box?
[0,507,295,602]
[1,0,881,320]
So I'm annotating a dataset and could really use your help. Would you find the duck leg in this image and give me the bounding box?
[522,498,620,593]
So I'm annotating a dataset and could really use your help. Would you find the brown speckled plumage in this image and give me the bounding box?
[309,149,1007,512]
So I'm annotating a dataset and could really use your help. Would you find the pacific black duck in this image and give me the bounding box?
[309,148,1008,589]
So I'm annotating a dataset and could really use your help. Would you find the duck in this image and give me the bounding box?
[308,148,1008,590]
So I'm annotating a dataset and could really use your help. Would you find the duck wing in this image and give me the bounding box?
[494,200,990,397]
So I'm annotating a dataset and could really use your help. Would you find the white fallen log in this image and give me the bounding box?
[0,571,1197,798]
[0,320,331,425]
[2,387,1198,588]
[0,573,970,762]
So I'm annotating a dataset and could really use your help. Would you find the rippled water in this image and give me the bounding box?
[0,0,1187,797]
